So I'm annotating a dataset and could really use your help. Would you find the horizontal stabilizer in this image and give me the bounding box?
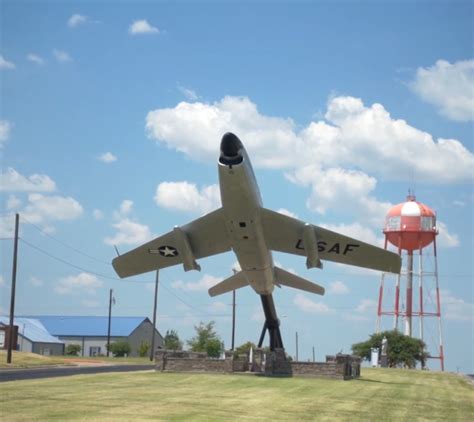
[208,271,249,297]
[274,266,325,296]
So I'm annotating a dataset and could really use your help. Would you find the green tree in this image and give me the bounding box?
[235,341,257,355]
[163,329,183,350]
[65,344,81,356]
[109,340,131,357]
[138,341,150,357]
[351,330,427,368]
[187,321,224,358]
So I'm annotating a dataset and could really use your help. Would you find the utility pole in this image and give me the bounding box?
[295,331,299,361]
[312,346,315,362]
[107,289,113,357]
[7,214,20,364]
[150,270,159,361]
[231,268,237,350]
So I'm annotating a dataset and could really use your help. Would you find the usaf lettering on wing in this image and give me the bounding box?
[295,239,360,255]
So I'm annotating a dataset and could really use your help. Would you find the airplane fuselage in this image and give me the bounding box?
[218,134,275,295]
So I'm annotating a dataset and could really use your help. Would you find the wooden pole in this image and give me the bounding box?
[7,214,20,364]
[107,289,113,357]
[150,270,159,361]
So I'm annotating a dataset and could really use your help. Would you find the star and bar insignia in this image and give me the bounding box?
[148,245,179,257]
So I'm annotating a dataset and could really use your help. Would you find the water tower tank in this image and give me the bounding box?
[383,195,437,252]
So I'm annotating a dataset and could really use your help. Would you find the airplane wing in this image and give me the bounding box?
[112,208,231,278]
[260,208,401,274]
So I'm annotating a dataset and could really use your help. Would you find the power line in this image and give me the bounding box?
[19,237,120,281]
[18,236,209,315]
[20,215,111,266]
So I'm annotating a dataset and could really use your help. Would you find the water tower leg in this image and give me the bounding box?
[376,273,385,333]
[419,248,424,342]
[433,239,445,371]
[405,252,413,336]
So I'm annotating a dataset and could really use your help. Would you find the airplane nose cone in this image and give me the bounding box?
[219,132,244,165]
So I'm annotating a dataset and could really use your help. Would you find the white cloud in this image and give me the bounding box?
[104,218,152,246]
[26,53,45,65]
[105,200,152,246]
[293,293,332,314]
[441,289,474,321]
[208,301,227,313]
[23,194,83,223]
[328,281,349,295]
[0,120,12,147]
[146,95,474,183]
[146,96,300,168]
[177,83,199,101]
[277,208,298,219]
[68,14,87,28]
[321,222,383,247]
[53,49,72,63]
[0,275,5,287]
[355,299,377,313]
[129,19,159,35]
[93,209,104,220]
[0,55,15,69]
[172,274,222,292]
[0,193,83,236]
[0,214,15,238]
[55,272,103,295]
[98,152,117,163]
[0,168,56,192]
[118,200,133,216]
[288,166,391,228]
[436,221,460,248]
[410,59,474,121]
[6,195,21,210]
[29,276,44,287]
[155,181,220,214]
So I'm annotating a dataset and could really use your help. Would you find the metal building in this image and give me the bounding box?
[0,316,65,356]
[24,316,163,357]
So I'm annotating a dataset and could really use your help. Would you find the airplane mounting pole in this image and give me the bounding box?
[150,270,160,361]
[7,213,20,364]
[107,289,113,357]
[231,289,236,350]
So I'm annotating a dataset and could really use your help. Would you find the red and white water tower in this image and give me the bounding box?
[376,193,445,370]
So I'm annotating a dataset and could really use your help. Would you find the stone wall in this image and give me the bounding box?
[155,349,361,380]
[156,350,232,373]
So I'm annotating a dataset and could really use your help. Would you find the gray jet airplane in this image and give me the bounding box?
[113,133,401,349]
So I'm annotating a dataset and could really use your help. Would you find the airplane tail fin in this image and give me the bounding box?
[208,271,249,297]
[274,266,325,296]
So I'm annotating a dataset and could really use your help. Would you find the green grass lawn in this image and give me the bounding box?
[0,350,152,368]
[1,368,472,421]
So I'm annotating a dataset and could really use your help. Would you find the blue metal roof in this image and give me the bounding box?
[23,316,151,337]
[0,316,64,344]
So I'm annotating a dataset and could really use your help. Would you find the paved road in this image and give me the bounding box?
[0,364,155,382]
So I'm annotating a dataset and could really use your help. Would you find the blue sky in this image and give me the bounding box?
[1,1,473,372]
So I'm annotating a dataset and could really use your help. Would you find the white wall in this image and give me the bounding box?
[60,336,123,357]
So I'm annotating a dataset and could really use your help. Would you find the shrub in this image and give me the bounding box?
[65,344,81,356]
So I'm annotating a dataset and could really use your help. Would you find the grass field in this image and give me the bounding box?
[0,350,152,368]
[1,368,472,421]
